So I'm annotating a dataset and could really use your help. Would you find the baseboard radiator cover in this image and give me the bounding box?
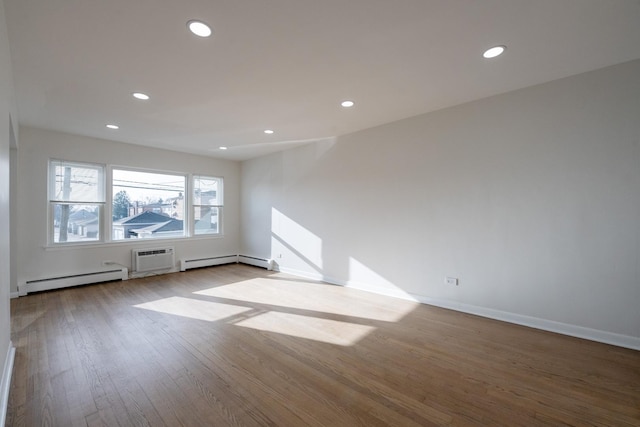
[238,255,274,270]
[19,268,128,295]
[180,255,239,272]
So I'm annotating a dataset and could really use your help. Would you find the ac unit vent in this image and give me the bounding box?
[138,249,170,257]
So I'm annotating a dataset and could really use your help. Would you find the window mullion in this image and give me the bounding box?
[105,166,113,242]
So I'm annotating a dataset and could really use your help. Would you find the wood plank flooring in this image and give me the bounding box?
[7,264,640,426]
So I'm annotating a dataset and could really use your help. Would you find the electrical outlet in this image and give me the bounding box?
[445,276,459,286]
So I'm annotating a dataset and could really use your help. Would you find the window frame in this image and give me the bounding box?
[192,175,224,236]
[48,159,106,245]
[111,166,188,241]
[46,159,226,247]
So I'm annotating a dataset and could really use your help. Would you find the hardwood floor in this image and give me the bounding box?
[7,264,640,426]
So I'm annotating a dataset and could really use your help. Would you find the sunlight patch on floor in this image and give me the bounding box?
[134,296,252,322]
[194,277,416,322]
[231,311,376,346]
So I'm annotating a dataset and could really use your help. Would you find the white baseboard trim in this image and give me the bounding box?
[275,266,640,351]
[409,295,640,351]
[274,266,323,281]
[0,342,16,427]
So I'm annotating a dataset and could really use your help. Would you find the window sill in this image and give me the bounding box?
[44,233,224,251]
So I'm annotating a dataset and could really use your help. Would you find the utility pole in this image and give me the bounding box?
[59,166,71,242]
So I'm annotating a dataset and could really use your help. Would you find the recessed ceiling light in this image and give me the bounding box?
[188,20,212,38]
[132,92,150,100]
[219,146,228,150]
[483,45,506,59]
[341,100,355,108]
[264,129,274,134]
[106,124,119,130]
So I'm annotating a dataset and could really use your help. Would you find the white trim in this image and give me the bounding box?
[129,267,179,279]
[0,342,16,427]
[43,233,224,251]
[275,266,640,351]
[408,295,640,351]
[275,266,324,281]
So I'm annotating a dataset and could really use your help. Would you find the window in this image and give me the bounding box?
[47,160,224,244]
[112,169,186,240]
[49,160,105,243]
[193,175,223,235]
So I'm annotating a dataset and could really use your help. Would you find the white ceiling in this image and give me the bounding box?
[5,0,640,161]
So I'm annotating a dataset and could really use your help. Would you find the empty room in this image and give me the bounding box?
[0,0,639,426]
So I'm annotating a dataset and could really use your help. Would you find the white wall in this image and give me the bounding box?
[15,127,241,291]
[0,0,18,420]
[241,59,640,347]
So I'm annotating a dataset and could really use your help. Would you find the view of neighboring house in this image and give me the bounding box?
[112,211,183,240]
[65,208,99,239]
[194,209,218,234]
[195,190,217,205]
[59,190,218,242]
[115,190,219,238]
[128,194,185,219]
[130,218,184,239]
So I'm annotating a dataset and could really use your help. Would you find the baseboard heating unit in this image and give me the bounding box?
[180,255,239,271]
[238,255,274,270]
[19,268,128,295]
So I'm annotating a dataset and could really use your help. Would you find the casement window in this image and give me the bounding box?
[48,159,224,245]
[192,175,223,235]
[49,160,105,244]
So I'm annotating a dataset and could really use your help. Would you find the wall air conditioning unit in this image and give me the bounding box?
[132,247,175,273]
